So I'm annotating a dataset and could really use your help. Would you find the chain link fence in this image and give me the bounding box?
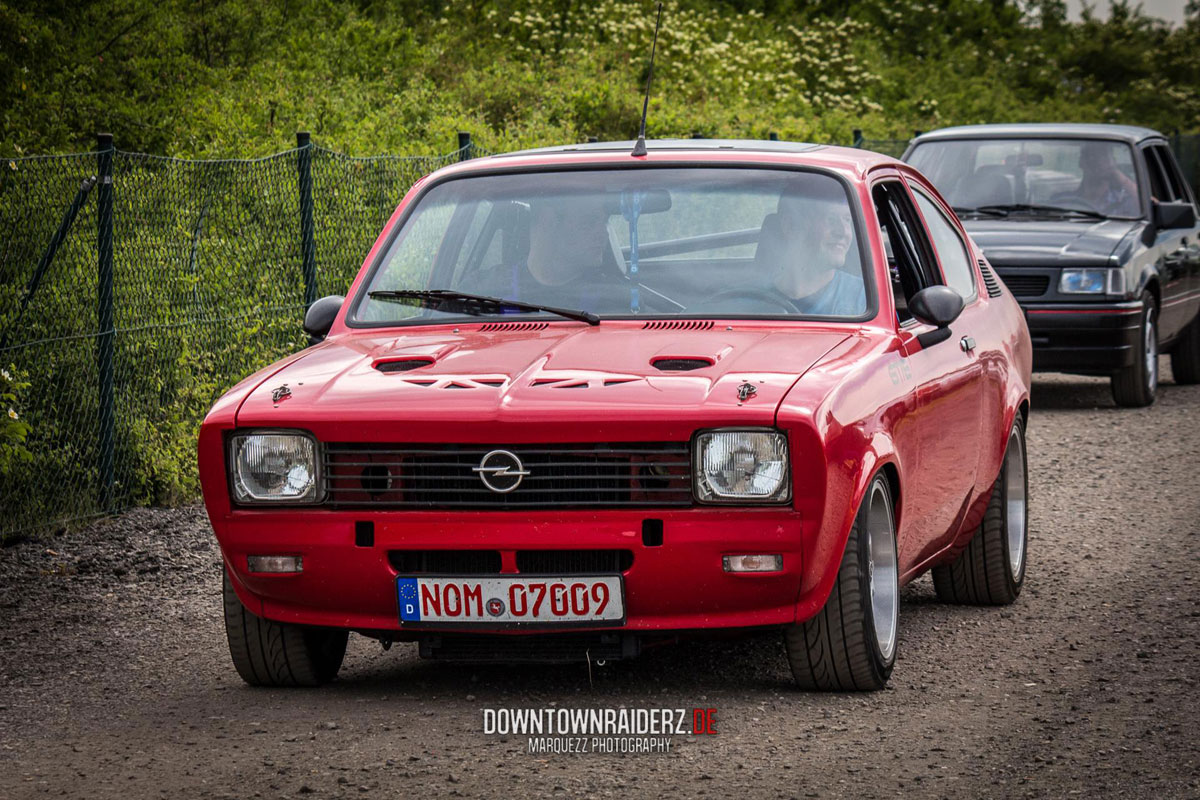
[0,134,486,540]
[2,129,1196,539]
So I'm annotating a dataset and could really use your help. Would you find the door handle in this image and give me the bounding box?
[960,336,976,353]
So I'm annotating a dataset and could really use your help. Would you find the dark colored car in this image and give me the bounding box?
[905,124,1200,406]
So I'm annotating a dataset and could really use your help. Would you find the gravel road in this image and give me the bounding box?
[2,369,1198,799]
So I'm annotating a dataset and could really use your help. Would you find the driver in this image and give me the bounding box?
[475,197,623,310]
[766,188,866,316]
[1076,142,1138,217]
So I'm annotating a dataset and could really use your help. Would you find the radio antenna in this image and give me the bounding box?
[631,2,664,158]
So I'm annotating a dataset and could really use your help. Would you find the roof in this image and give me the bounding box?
[497,138,827,157]
[433,139,902,180]
[911,123,1164,145]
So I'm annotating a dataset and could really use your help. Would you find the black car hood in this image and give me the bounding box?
[963,218,1141,267]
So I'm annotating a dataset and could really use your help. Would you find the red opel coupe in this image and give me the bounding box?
[199,139,1032,691]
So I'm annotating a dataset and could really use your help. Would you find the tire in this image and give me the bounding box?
[1169,312,1200,384]
[222,568,348,687]
[1111,291,1158,407]
[932,417,1028,605]
[784,473,898,691]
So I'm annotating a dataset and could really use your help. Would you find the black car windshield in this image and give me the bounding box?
[351,168,871,324]
[907,138,1143,219]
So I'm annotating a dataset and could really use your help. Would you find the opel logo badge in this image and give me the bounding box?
[472,449,530,493]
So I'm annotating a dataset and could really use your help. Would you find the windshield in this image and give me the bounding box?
[351,168,872,324]
[906,138,1142,219]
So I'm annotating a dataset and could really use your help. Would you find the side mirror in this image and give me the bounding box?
[1153,200,1196,231]
[909,285,964,328]
[908,285,964,348]
[303,295,344,342]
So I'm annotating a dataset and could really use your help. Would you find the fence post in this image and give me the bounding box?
[458,131,474,161]
[96,132,115,509]
[852,128,864,148]
[296,132,317,308]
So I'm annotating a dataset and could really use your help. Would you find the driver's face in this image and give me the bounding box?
[779,197,852,265]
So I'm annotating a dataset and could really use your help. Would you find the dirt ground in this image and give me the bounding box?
[2,369,1198,800]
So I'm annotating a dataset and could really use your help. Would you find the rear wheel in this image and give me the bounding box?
[784,473,898,691]
[1112,292,1158,407]
[223,568,348,687]
[1169,312,1200,384]
[932,417,1028,605]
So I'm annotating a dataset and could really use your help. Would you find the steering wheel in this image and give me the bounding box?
[692,288,796,314]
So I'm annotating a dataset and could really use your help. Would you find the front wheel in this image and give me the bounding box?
[932,417,1028,605]
[784,473,898,691]
[223,568,348,687]
[1112,292,1158,407]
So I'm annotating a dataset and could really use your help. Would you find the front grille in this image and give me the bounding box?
[389,550,503,574]
[324,443,692,509]
[388,549,634,575]
[999,274,1050,297]
[516,550,634,574]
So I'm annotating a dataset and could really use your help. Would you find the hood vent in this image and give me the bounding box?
[643,320,714,331]
[375,357,434,373]
[479,321,550,332]
[652,357,713,372]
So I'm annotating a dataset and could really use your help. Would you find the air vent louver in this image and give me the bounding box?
[479,322,550,332]
[978,260,1003,298]
[642,320,715,330]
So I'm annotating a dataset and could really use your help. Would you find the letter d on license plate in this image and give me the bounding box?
[397,576,624,626]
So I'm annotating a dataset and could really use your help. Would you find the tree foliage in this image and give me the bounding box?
[1,0,1198,158]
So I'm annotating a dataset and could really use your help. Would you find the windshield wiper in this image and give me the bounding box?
[367,289,600,326]
[975,203,1105,220]
[954,205,1009,217]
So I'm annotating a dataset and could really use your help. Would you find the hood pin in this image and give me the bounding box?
[737,381,757,403]
[272,384,292,406]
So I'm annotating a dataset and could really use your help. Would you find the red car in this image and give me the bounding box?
[199,139,1032,691]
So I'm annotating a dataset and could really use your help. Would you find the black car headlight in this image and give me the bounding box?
[693,429,791,504]
[229,431,321,504]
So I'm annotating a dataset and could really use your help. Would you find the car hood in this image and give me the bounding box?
[963,218,1140,267]
[235,324,851,442]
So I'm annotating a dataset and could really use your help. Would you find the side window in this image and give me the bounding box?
[872,180,938,324]
[910,185,977,302]
[1154,145,1195,207]
[1144,147,1173,203]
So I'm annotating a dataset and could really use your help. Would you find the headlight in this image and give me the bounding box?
[1059,268,1123,295]
[229,432,321,504]
[694,429,790,503]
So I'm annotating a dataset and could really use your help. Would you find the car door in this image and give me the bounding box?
[1142,144,1194,340]
[870,175,984,571]
[1154,144,1200,334]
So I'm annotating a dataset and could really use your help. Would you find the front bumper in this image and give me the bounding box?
[218,508,807,634]
[1021,301,1143,374]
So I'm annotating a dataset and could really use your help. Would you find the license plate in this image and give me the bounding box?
[397,575,624,626]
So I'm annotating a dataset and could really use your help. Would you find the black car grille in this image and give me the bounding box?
[387,549,634,575]
[999,274,1050,297]
[324,443,692,509]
